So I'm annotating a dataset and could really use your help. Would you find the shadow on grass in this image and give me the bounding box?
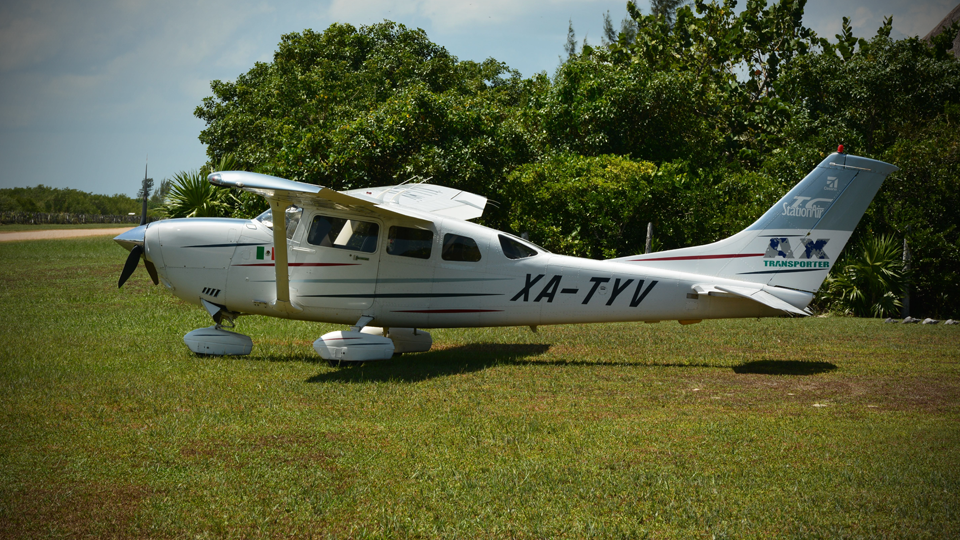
[307,343,552,383]
[304,345,840,382]
[733,360,838,375]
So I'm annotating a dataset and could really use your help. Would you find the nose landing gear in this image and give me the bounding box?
[183,298,252,355]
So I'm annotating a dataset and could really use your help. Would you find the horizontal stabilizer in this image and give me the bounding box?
[714,285,810,316]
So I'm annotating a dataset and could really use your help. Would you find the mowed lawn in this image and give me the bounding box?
[1,236,958,538]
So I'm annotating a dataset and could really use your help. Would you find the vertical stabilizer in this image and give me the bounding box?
[617,153,898,292]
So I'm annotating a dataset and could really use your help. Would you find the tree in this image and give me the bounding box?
[149,179,172,207]
[564,19,577,59]
[195,21,534,208]
[136,177,153,200]
[602,10,638,47]
[504,154,784,258]
[651,0,689,28]
[0,186,139,215]
[602,11,617,45]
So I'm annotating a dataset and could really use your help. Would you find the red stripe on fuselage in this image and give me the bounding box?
[629,253,763,262]
[233,263,359,267]
[390,309,504,314]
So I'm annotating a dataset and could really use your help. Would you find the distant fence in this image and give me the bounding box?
[0,212,154,225]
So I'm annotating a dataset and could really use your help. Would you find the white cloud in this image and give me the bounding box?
[325,0,609,30]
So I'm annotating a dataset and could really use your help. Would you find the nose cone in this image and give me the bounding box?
[114,224,147,252]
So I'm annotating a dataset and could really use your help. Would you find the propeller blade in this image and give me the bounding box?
[118,245,144,288]
[144,259,159,285]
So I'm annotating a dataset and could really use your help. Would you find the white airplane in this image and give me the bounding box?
[115,149,897,361]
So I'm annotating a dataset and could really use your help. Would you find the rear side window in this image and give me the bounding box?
[442,234,481,262]
[388,226,433,259]
[498,234,538,259]
[307,215,379,253]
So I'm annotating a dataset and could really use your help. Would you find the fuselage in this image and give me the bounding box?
[138,206,804,329]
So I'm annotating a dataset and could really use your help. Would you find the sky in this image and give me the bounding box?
[1,0,956,197]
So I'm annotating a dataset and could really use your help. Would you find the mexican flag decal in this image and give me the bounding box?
[256,246,274,260]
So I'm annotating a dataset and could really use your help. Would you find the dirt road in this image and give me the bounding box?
[0,227,134,243]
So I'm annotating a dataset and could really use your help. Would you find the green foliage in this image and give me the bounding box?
[505,154,657,258]
[775,29,960,158]
[163,154,268,220]
[650,0,690,27]
[543,53,721,166]
[0,185,139,215]
[196,22,535,198]
[820,234,904,318]
[505,154,785,258]
[164,169,232,218]
[874,119,960,318]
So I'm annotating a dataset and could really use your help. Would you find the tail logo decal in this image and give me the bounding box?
[764,238,830,260]
[781,196,833,218]
[799,238,830,260]
[764,238,795,259]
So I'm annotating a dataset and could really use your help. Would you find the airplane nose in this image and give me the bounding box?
[114,223,159,287]
[114,224,147,252]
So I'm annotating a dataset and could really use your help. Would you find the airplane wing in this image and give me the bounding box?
[344,184,487,221]
[208,171,487,223]
[208,171,431,225]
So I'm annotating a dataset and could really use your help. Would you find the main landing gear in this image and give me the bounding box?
[314,316,432,364]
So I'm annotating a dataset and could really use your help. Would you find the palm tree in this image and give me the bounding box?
[821,234,905,317]
[165,168,231,218]
[163,153,265,219]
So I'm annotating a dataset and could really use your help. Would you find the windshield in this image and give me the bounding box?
[255,206,303,240]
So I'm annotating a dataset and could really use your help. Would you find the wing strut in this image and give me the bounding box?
[267,196,301,316]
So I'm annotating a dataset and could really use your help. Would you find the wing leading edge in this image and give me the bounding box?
[208,171,487,223]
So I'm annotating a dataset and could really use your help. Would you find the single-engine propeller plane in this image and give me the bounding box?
[115,149,897,361]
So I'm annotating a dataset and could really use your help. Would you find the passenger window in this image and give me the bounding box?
[442,234,481,262]
[498,234,538,259]
[307,215,379,253]
[388,226,433,259]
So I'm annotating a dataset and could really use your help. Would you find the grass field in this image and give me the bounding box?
[1,236,958,538]
[0,223,136,232]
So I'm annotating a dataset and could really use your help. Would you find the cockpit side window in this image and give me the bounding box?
[307,215,379,253]
[498,234,538,259]
[441,234,481,262]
